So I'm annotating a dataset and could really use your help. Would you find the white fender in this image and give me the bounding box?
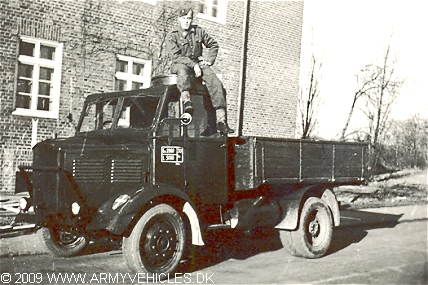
[182,202,205,246]
[321,189,341,227]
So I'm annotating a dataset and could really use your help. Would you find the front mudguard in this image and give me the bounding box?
[275,186,340,230]
[86,184,204,245]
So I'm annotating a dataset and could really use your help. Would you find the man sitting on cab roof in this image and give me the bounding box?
[166,7,234,136]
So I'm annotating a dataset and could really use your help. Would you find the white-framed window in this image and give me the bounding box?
[13,36,63,119]
[197,0,227,24]
[115,55,151,91]
[115,55,152,126]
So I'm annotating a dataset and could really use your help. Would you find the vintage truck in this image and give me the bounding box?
[16,75,367,276]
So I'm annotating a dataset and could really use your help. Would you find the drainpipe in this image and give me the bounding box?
[236,0,250,137]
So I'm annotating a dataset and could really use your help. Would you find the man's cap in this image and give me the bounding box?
[178,7,193,18]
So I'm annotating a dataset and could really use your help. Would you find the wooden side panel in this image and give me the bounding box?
[301,141,334,180]
[234,138,256,190]
[334,144,365,179]
[261,140,300,180]
[233,137,367,189]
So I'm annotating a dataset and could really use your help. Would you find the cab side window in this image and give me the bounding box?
[119,96,159,129]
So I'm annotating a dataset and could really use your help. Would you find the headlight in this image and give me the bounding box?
[71,202,81,215]
[19,197,31,211]
[112,194,130,210]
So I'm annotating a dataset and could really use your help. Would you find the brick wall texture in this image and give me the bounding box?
[0,0,304,192]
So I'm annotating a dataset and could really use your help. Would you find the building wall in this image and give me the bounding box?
[0,0,304,193]
[243,0,304,138]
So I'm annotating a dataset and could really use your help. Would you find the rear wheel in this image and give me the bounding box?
[123,204,186,277]
[280,197,333,258]
[38,227,88,257]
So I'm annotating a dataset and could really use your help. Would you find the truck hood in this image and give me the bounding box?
[35,129,151,154]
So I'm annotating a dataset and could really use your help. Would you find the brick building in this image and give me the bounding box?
[0,0,304,193]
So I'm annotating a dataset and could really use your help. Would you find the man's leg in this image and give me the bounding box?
[201,67,234,134]
[200,94,217,136]
[171,63,194,115]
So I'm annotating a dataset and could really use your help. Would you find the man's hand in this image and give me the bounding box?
[199,61,211,67]
[193,63,202,77]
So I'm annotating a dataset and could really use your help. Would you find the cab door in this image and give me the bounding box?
[185,137,228,205]
[153,94,227,205]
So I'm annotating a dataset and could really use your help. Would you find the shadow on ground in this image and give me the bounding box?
[327,209,403,256]
[178,209,404,273]
[0,208,405,272]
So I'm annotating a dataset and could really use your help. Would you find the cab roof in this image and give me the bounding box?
[84,85,169,104]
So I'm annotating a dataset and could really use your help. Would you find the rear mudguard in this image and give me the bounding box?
[86,184,204,246]
[275,186,340,230]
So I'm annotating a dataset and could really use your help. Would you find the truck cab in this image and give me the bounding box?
[16,75,368,277]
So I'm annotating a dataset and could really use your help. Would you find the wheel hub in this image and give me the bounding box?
[144,221,177,265]
[156,235,170,252]
[308,220,320,237]
[55,230,84,247]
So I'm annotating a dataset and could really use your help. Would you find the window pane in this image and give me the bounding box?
[19,41,35,57]
[212,7,217,17]
[18,63,33,78]
[115,79,127,91]
[39,67,54,81]
[40,45,55,60]
[16,94,31,109]
[17,79,32,93]
[116,60,127,73]
[98,99,117,130]
[38,82,52,96]
[132,82,144,90]
[80,105,97,132]
[198,1,207,14]
[37,97,50,111]
[129,96,160,129]
[132,63,145,76]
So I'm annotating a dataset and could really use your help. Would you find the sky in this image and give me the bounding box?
[299,0,428,139]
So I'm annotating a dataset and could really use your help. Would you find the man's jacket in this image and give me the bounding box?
[166,24,219,69]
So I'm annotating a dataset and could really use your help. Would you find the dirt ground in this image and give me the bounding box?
[334,169,428,209]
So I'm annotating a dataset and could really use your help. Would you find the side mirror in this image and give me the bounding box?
[160,113,193,126]
[180,113,192,125]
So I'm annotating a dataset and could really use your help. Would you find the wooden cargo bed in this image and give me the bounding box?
[233,137,368,190]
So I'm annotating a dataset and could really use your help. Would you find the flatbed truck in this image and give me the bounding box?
[16,75,367,277]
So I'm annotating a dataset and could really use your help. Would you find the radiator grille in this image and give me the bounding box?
[72,159,105,182]
[111,159,144,183]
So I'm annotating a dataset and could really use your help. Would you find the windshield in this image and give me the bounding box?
[77,96,160,132]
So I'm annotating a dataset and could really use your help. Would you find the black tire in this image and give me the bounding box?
[122,204,186,276]
[280,197,333,258]
[38,227,88,257]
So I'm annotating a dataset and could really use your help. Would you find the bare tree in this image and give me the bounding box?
[380,115,428,170]
[399,114,427,168]
[340,64,379,140]
[298,52,322,138]
[359,42,405,173]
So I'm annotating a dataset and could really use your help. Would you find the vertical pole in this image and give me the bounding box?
[236,0,250,137]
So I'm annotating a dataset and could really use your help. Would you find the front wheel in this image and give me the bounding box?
[38,227,88,257]
[280,197,333,258]
[123,204,186,277]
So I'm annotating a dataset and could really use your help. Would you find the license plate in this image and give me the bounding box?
[161,146,183,164]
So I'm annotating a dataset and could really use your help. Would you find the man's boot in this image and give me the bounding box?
[181,91,194,115]
[216,108,234,134]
